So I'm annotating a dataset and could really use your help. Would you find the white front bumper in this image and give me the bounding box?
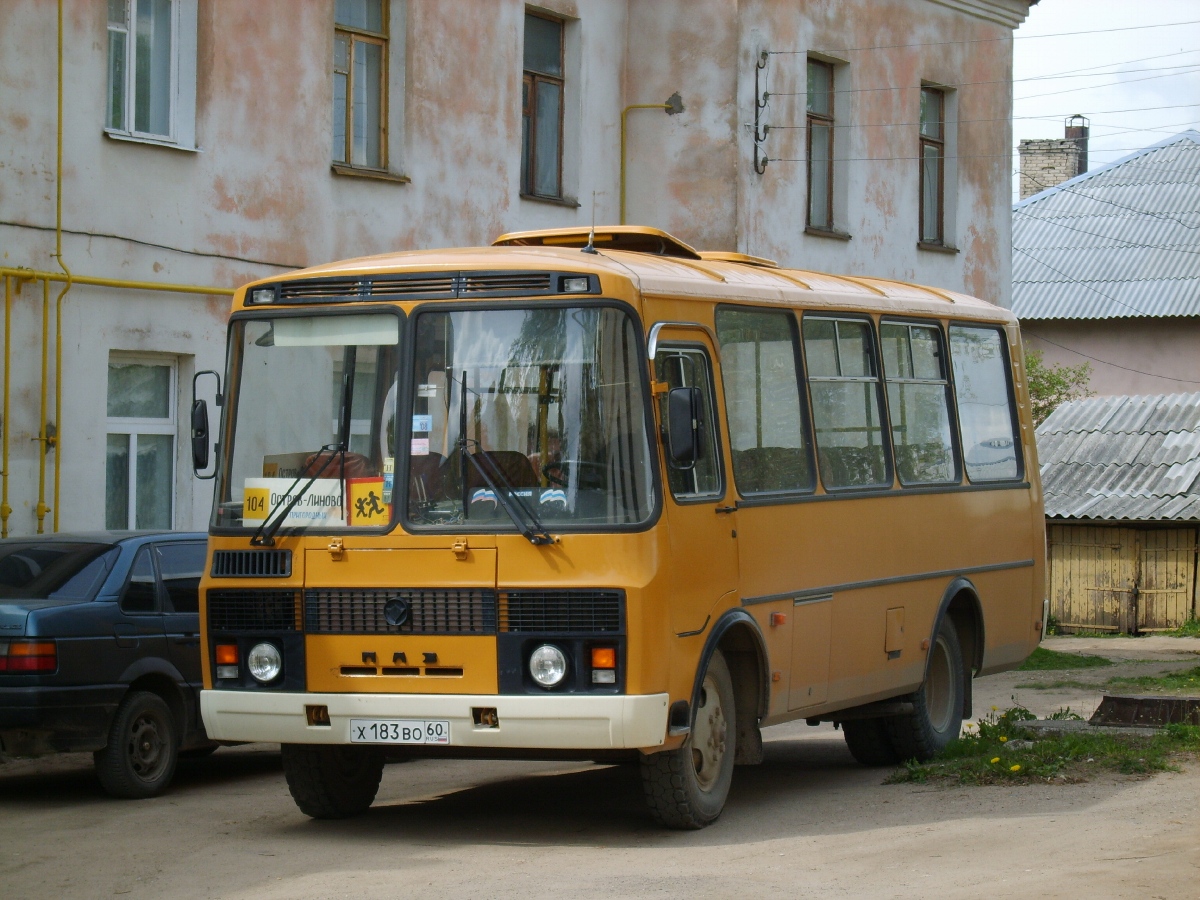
[201,689,670,751]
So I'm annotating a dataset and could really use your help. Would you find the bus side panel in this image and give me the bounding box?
[736,486,1040,710]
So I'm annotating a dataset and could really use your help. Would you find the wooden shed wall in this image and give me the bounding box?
[1047,524,1198,633]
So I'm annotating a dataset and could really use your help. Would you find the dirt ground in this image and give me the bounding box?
[3,636,1199,899]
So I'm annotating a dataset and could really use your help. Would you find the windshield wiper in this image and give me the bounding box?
[249,443,346,547]
[453,370,554,546]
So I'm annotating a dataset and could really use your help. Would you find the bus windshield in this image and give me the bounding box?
[213,313,401,531]
[213,305,655,532]
[405,305,655,529]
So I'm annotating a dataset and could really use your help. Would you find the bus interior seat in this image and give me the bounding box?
[301,451,378,479]
[733,446,812,493]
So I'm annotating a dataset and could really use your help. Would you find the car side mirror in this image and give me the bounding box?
[666,386,703,468]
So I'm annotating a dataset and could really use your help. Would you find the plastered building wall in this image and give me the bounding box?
[0,0,1031,537]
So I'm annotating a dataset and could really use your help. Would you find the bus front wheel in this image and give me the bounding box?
[282,744,385,819]
[641,649,736,829]
[885,618,965,761]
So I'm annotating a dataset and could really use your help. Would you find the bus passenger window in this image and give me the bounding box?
[948,325,1021,482]
[656,348,722,499]
[802,317,889,489]
[715,308,814,494]
[880,322,958,485]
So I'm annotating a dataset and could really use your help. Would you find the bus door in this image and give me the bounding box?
[653,333,739,635]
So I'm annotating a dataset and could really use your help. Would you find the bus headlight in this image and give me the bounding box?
[247,642,282,683]
[529,644,567,688]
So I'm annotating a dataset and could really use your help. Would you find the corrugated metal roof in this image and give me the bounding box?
[1036,392,1200,521]
[1012,131,1200,320]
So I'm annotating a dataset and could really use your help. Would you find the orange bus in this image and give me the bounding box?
[195,226,1045,828]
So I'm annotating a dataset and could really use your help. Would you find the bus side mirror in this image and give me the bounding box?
[191,399,210,473]
[191,369,222,480]
[666,386,703,468]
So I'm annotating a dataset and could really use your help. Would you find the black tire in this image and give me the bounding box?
[641,650,736,829]
[842,717,901,766]
[93,690,179,799]
[885,618,965,761]
[281,744,385,819]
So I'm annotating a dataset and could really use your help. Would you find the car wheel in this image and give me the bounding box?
[282,744,385,819]
[94,691,179,799]
[885,618,965,761]
[640,649,736,829]
[842,717,901,766]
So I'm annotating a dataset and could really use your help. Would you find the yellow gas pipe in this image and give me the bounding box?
[51,0,68,532]
[35,279,50,533]
[0,0,236,537]
[1,276,11,537]
[619,94,683,225]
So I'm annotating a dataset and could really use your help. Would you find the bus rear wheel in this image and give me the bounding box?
[841,717,900,766]
[640,649,736,829]
[282,744,385,819]
[885,618,965,761]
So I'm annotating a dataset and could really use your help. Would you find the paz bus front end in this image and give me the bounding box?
[199,291,672,756]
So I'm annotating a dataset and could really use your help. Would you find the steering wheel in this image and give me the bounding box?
[542,460,609,490]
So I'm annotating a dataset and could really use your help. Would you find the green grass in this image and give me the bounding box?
[1106,665,1200,694]
[1018,646,1114,671]
[1164,619,1200,638]
[885,706,1200,786]
[1013,679,1100,691]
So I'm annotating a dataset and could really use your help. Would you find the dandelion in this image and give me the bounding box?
[999,736,1008,743]
[1010,765,1021,772]
[991,706,998,712]
[991,757,1001,764]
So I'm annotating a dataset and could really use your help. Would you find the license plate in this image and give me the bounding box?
[349,718,451,745]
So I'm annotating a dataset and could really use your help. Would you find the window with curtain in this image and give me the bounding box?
[106,0,196,144]
[333,0,388,170]
[522,12,564,199]
[106,358,176,530]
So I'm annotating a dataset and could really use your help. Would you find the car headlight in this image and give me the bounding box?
[247,642,282,683]
[529,644,567,688]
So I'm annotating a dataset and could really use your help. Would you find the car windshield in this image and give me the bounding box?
[406,306,655,529]
[213,313,400,531]
[0,542,119,601]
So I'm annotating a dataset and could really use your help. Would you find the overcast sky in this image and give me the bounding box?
[1011,0,1200,200]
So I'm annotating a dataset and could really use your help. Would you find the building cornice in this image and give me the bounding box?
[924,0,1034,29]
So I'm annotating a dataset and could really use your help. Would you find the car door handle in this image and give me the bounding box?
[715,506,737,514]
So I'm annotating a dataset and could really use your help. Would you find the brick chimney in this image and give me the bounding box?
[1018,115,1090,199]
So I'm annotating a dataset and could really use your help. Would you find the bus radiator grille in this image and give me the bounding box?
[499,591,624,633]
[305,589,498,635]
[210,549,292,578]
[207,589,301,631]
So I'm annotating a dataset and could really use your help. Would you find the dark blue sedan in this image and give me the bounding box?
[0,531,210,797]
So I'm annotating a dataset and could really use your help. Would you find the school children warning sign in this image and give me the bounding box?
[242,478,344,527]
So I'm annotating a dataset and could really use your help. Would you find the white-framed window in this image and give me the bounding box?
[106,356,177,530]
[106,0,197,149]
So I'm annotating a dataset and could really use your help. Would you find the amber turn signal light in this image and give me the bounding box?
[591,647,616,669]
[215,644,239,665]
